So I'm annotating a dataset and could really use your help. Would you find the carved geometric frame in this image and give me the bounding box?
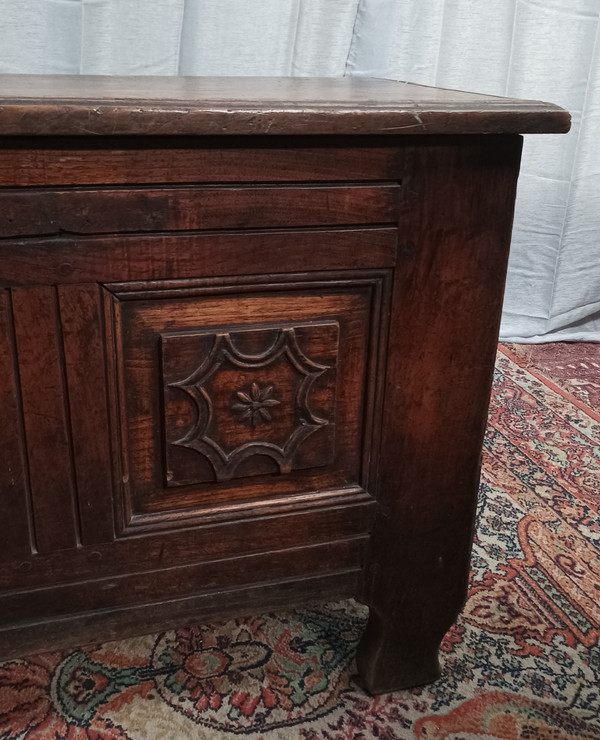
[165,326,332,482]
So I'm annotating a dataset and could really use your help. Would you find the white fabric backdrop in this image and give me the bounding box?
[1,0,598,341]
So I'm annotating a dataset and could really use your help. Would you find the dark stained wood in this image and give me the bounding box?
[106,276,383,526]
[58,284,114,545]
[0,291,33,560]
[0,228,397,287]
[0,75,570,136]
[0,538,364,624]
[0,137,405,187]
[11,287,80,553]
[162,322,339,484]
[0,491,374,593]
[356,136,524,693]
[0,184,400,238]
[0,77,568,692]
[0,569,360,663]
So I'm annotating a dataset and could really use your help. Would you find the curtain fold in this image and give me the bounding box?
[546,15,600,335]
[0,0,597,341]
[347,0,600,342]
[79,0,186,75]
[177,0,358,76]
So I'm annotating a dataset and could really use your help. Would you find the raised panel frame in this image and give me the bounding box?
[102,269,392,538]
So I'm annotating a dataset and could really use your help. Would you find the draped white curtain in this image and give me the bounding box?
[1,0,599,342]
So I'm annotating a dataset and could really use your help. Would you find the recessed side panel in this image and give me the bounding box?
[11,287,80,553]
[103,271,390,534]
[0,290,33,560]
[58,283,115,545]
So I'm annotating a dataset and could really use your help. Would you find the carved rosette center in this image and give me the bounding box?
[233,382,280,427]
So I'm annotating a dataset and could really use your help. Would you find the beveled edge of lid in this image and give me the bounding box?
[0,75,571,136]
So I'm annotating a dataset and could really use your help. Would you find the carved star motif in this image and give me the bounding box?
[232,382,281,426]
[166,327,334,481]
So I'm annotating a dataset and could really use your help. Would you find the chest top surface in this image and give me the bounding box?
[0,75,569,137]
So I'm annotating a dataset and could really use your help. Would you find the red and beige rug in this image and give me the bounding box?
[504,342,600,412]
[1,345,600,739]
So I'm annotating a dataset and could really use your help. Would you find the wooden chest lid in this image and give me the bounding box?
[0,75,570,137]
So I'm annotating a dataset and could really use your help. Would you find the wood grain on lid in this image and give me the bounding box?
[0,75,570,137]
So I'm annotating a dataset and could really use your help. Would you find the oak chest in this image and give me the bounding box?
[0,76,568,693]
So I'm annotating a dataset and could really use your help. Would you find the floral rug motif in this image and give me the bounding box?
[1,346,600,739]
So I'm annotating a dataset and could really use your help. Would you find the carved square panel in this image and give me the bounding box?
[102,271,390,532]
[161,322,338,485]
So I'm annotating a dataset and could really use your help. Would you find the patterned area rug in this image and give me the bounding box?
[504,342,600,411]
[1,346,600,739]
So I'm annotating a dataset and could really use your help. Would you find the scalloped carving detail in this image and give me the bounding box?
[162,324,338,484]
